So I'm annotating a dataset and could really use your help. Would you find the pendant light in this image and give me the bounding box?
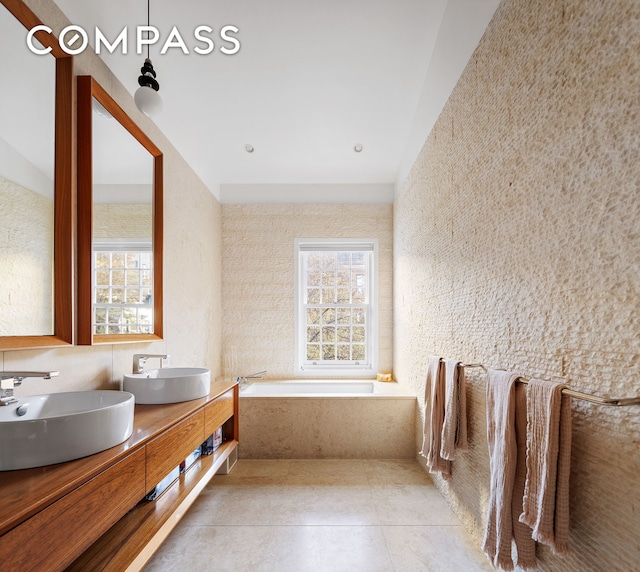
[134,0,163,117]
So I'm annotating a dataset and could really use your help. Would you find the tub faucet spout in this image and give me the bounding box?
[237,370,266,385]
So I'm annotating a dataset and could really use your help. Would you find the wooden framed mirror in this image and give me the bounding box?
[77,76,163,345]
[0,0,73,351]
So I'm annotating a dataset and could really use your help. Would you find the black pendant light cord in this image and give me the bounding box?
[147,0,150,59]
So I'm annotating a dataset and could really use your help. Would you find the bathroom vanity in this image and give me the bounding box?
[0,380,238,571]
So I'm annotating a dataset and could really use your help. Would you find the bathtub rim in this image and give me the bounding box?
[238,379,417,399]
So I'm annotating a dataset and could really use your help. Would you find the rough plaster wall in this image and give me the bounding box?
[222,204,392,379]
[2,0,222,395]
[394,0,640,570]
[0,177,53,336]
[93,204,152,239]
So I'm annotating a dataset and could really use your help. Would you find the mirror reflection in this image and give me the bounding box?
[0,2,55,336]
[92,107,154,335]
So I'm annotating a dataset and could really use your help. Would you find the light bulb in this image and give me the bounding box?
[134,85,163,117]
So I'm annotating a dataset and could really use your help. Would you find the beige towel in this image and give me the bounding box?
[519,378,571,554]
[482,369,536,570]
[440,359,468,460]
[420,356,451,478]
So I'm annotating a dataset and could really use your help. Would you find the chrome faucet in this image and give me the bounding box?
[236,370,267,385]
[0,371,60,406]
[133,354,169,374]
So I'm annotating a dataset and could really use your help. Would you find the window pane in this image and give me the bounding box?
[336,271,349,286]
[322,326,335,343]
[95,325,106,334]
[139,307,153,324]
[337,308,350,324]
[94,307,106,324]
[307,288,320,304]
[337,252,350,268]
[112,252,125,268]
[337,344,350,360]
[95,252,109,268]
[352,308,366,324]
[126,288,140,304]
[322,253,336,270]
[141,270,152,287]
[352,345,366,361]
[111,288,124,304]
[352,288,365,303]
[307,253,321,270]
[307,344,320,360]
[307,326,320,343]
[337,326,350,342]
[322,344,336,360]
[321,288,335,304]
[95,287,109,303]
[126,252,139,268]
[352,252,365,266]
[322,308,335,324]
[352,326,365,342]
[126,269,140,286]
[322,271,335,287]
[112,269,125,286]
[140,252,152,268]
[141,289,152,304]
[307,272,321,287]
[336,288,350,303]
[95,269,109,286]
[108,307,122,323]
[307,308,321,325]
[123,307,137,324]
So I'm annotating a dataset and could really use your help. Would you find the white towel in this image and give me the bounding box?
[420,356,451,478]
[519,378,571,554]
[482,369,536,570]
[440,359,468,460]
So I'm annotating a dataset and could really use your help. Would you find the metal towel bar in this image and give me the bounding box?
[454,362,640,407]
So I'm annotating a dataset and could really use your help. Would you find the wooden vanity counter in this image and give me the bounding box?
[0,380,238,571]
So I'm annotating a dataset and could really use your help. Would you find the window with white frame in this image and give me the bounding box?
[93,239,153,335]
[295,239,378,375]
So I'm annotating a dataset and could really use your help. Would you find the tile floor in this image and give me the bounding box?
[144,459,492,572]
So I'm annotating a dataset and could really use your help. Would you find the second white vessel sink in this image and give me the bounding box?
[123,367,211,404]
[0,390,135,471]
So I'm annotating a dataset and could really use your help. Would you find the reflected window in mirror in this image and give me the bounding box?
[77,76,163,345]
[93,243,153,335]
[0,0,73,349]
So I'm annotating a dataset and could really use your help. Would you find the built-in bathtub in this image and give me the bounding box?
[239,380,417,459]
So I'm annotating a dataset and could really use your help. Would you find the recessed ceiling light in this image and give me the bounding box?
[244,144,254,153]
[354,144,363,153]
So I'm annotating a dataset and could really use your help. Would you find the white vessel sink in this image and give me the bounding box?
[0,390,135,471]
[123,367,210,404]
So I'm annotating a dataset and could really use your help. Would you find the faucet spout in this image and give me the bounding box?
[1,371,59,382]
[133,354,169,374]
[0,371,58,406]
[237,370,267,385]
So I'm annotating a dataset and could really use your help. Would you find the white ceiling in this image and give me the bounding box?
[53,0,499,203]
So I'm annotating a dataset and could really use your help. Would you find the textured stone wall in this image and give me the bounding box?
[222,203,392,379]
[394,0,640,570]
[0,177,53,336]
[93,203,152,240]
